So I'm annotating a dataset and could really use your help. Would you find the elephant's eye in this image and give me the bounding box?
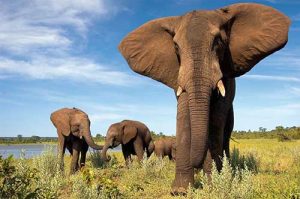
[174,42,181,64]
[212,34,224,50]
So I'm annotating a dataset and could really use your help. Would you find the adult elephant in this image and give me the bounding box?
[118,3,290,193]
[101,120,154,164]
[154,137,176,160]
[50,107,103,174]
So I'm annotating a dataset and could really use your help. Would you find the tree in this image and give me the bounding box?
[258,127,267,133]
[30,135,41,143]
[95,134,104,141]
[17,134,23,142]
[275,126,284,132]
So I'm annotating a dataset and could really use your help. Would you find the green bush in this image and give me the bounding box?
[70,167,123,199]
[230,147,259,173]
[0,155,39,199]
[32,147,65,198]
[190,157,255,199]
[88,150,119,169]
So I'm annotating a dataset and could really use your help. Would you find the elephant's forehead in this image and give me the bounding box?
[183,10,224,26]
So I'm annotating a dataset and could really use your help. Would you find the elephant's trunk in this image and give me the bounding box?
[187,62,212,168]
[101,142,110,161]
[147,140,155,157]
[83,131,103,150]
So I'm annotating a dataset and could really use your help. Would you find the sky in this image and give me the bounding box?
[0,0,300,137]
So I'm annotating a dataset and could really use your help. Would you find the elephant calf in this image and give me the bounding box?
[50,107,103,174]
[154,137,176,160]
[101,120,154,165]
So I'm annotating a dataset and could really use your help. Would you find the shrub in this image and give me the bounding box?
[230,147,259,173]
[70,167,123,199]
[277,133,292,142]
[88,150,119,169]
[190,157,255,199]
[31,146,64,198]
[0,155,39,199]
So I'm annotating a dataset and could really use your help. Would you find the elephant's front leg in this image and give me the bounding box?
[122,144,132,166]
[172,92,193,194]
[80,141,89,168]
[70,141,80,174]
[133,136,145,162]
[223,106,234,158]
[204,100,231,173]
[57,133,66,171]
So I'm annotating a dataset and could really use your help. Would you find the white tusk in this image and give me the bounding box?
[217,80,226,97]
[176,86,183,97]
[80,135,83,139]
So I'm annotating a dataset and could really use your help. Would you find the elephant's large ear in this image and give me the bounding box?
[122,126,137,144]
[119,17,180,90]
[50,110,71,137]
[224,3,290,76]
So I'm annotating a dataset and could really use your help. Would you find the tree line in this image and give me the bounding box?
[1,126,299,144]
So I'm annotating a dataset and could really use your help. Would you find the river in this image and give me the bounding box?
[0,144,121,159]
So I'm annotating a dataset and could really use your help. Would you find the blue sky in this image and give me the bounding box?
[0,0,299,137]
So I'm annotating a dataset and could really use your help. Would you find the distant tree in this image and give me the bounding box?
[258,127,267,133]
[95,133,104,141]
[158,132,166,138]
[30,135,41,143]
[17,134,23,142]
[275,126,284,132]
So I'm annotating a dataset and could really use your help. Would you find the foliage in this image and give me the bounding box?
[230,147,259,173]
[70,167,122,199]
[189,157,255,199]
[0,155,39,199]
[232,126,300,140]
[0,139,299,198]
[0,136,57,144]
[88,150,119,169]
[94,134,105,142]
[31,146,64,198]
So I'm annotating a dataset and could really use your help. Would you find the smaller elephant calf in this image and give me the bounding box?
[101,120,154,165]
[153,137,176,160]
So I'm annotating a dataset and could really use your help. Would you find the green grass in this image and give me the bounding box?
[1,139,299,198]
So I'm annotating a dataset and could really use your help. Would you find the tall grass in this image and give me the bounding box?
[0,139,299,198]
[188,157,254,199]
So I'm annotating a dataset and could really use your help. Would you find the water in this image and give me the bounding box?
[0,144,121,159]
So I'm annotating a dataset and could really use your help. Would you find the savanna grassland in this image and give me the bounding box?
[1,139,300,199]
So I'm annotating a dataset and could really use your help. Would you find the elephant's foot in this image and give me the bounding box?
[80,163,85,169]
[171,172,194,195]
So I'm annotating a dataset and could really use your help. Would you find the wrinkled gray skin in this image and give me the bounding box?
[154,137,176,160]
[118,3,290,193]
[101,120,154,165]
[50,107,103,174]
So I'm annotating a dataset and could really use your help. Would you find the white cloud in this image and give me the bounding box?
[244,74,300,82]
[0,56,138,85]
[262,49,300,69]
[0,0,134,85]
[290,87,300,96]
[0,0,115,54]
